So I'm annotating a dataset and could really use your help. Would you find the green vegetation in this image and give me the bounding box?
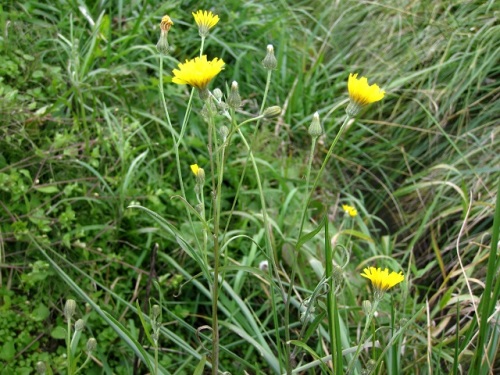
[1,0,498,374]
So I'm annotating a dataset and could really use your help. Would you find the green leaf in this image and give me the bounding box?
[0,340,15,360]
[193,355,207,375]
[34,185,60,194]
[51,326,67,339]
[31,303,50,321]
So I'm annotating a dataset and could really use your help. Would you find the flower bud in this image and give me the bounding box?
[64,299,76,320]
[362,300,372,315]
[308,111,323,138]
[227,81,241,109]
[36,361,46,374]
[86,338,97,353]
[262,44,277,70]
[213,88,223,101]
[156,33,170,55]
[160,15,174,32]
[75,319,85,332]
[151,305,161,321]
[259,260,269,271]
[219,126,229,142]
[156,16,173,55]
[263,106,281,119]
[190,164,205,185]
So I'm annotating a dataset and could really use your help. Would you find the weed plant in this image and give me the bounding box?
[0,0,498,374]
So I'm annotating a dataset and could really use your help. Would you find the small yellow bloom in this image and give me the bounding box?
[342,204,358,218]
[190,164,205,184]
[190,164,200,176]
[346,73,385,117]
[160,15,174,32]
[172,55,225,90]
[361,267,404,295]
[192,10,219,37]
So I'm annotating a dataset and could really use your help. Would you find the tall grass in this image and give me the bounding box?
[0,0,498,374]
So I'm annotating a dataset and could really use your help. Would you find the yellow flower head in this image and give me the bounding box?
[192,10,220,37]
[160,15,174,32]
[172,55,225,90]
[190,164,200,176]
[347,73,385,117]
[342,204,358,218]
[361,267,404,297]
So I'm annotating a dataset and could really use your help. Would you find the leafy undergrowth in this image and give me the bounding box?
[1,0,498,374]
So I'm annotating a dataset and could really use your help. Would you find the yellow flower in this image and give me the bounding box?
[172,55,225,90]
[160,15,174,32]
[346,73,385,117]
[190,164,200,176]
[342,204,358,218]
[361,267,404,297]
[192,10,219,37]
[190,164,205,184]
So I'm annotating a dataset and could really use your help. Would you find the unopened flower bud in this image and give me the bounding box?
[259,260,269,271]
[219,126,229,142]
[75,319,85,332]
[263,106,281,119]
[227,81,241,109]
[362,300,372,315]
[36,361,46,374]
[156,34,170,55]
[64,299,76,320]
[86,338,97,353]
[213,88,223,101]
[262,44,277,70]
[308,111,323,138]
[151,305,161,321]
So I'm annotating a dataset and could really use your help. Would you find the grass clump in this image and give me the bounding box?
[1,0,498,374]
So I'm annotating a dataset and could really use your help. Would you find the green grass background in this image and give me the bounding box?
[0,0,498,374]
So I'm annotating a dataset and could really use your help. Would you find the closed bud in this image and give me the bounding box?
[362,300,372,315]
[227,81,241,109]
[36,361,46,374]
[308,111,323,138]
[156,33,170,55]
[263,106,281,119]
[151,305,161,321]
[219,126,229,142]
[64,299,76,320]
[213,88,223,101]
[75,319,85,332]
[262,44,277,70]
[86,338,97,353]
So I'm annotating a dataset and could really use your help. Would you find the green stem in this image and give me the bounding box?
[67,318,72,375]
[346,299,380,374]
[204,97,221,375]
[236,126,285,372]
[284,136,318,373]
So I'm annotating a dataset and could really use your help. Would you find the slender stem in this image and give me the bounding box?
[204,97,221,375]
[158,56,201,252]
[284,136,318,373]
[236,127,284,372]
[67,318,72,375]
[346,300,380,374]
[298,115,350,240]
